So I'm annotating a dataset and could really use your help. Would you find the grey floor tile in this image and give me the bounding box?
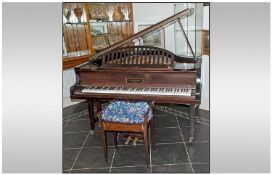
[181,125,210,142]
[152,143,189,165]
[192,163,210,173]
[177,116,202,127]
[63,104,210,173]
[186,142,210,163]
[63,119,90,133]
[62,169,70,173]
[111,166,151,173]
[63,101,88,117]
[198,109,210,121]
[152,164,193,173]
[166,104,190,113]
[112,145,148,167]
[63,148,80,170]
[63,132,88,148]
[154,115,178,128]
[71,167,110,173]
[84,131,114,147]
[153,109,171,116]
[73,147,114,169]
[155,128,183,143]
[72,113,89,120]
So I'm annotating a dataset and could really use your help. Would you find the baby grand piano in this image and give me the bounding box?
[70,8,201,143]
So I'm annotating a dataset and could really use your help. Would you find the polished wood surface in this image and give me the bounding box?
[63,55,90,70]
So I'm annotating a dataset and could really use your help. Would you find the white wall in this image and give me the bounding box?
[199,6,209,110]
[203,6,209,30]
[63,68,85,107]
[63,68,76,97]
[133,3,176,52]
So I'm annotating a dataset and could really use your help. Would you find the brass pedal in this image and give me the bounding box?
[124,136,131,145]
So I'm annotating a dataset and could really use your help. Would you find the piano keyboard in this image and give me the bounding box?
[82,87,192,96]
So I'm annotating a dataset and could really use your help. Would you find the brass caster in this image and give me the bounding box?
[188,137,194,143]
[89,130,95,135]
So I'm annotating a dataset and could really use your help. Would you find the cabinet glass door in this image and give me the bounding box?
[174,3,203,58]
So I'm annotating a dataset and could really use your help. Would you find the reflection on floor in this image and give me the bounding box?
[63,101,209,173]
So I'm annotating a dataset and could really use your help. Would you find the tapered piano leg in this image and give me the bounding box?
[87,99,95,135]
[189,104,195,143]
[96,101,102,128]
[96,101,102,113]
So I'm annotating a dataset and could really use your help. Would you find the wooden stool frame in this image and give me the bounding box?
[97,102,155,164]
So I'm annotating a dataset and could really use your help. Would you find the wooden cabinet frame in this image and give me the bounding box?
[202,30,209,56]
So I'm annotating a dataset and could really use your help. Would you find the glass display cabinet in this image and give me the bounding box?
[174,3,204,58]
[62,2,134,69]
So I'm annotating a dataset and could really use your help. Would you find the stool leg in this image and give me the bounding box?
[87,100,95,135]
[150,117,155,151]
[143,126,149,164]
[102,131,108,163]
[113,132,118,148]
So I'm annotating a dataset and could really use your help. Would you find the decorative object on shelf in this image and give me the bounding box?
[63,8,71,23]
[92,34,109,50]
[90,22,108,36]
[91,26,105,36]
[202,30,209,55]
[74,7,83,23]
[106,3,114,21]
[89,3,108,21]
[121,3,129,20]
[112,5,125,21]
[107,33,123,45]
[138,24,165,48]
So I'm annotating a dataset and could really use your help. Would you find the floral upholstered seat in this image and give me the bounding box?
[102,101,153,124]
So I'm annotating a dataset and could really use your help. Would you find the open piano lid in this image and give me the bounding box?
[75,8,197,72]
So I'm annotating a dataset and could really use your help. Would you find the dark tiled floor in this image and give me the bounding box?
[63,103,210,173]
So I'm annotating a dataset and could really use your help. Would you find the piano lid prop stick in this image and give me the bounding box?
[177,19,196,59]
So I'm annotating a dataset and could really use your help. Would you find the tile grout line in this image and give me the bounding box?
[109,147,117,173]
[67,161,210,172]
[64,140,209,150]
[175,116,195,173]
[69,132,90,173]
[109,133,120,173]
[149,127,152,173]
[63,131,90,134]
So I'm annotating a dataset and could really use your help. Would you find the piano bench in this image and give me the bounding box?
[97,100,155,165]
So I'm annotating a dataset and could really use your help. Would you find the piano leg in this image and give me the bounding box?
[87,99,95,135]
[96,101,102,113]
[189,104,195,143]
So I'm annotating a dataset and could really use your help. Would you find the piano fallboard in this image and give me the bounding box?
[78,69,197,89]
